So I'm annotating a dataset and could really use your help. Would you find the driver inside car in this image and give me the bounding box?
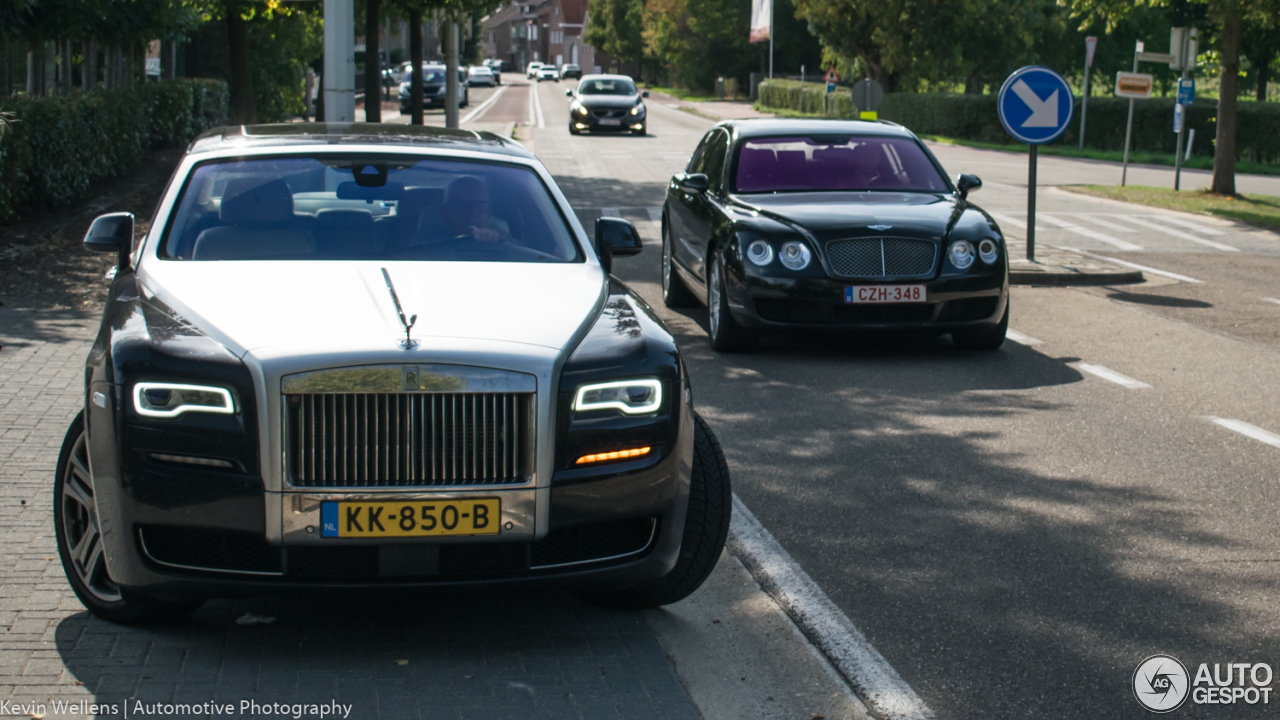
[418,175,513,244]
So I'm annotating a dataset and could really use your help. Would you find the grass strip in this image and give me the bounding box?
[1064,185,1280,231]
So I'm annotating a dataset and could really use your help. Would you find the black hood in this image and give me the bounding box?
[576,94,641,110]
[732,192,988,240]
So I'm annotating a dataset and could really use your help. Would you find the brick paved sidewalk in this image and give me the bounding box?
[0,309,703,720]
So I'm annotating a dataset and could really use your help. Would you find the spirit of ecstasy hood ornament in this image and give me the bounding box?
[380,268,418,350]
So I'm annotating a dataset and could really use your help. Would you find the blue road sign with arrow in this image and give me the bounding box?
[997,66,1075,145]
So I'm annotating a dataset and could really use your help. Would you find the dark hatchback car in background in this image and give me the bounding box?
[398,65,469,110]
[661,119,1009,351]
[56,124,731,624]
[566,75,649,136]
[560,64,583,80]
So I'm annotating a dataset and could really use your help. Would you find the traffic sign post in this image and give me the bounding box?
[1172,29,1197,191]
[823,67,839,95]
[850,78,883,120]
[1079,36,1097,150]
[998,66,1074,262]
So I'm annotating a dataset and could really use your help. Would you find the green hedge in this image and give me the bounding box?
[0,79,229,223]
[758,80,1280,164]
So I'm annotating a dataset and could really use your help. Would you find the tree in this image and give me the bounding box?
[1242,21,1279,101]
[584,0,646,67]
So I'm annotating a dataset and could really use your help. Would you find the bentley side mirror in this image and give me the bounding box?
[642,90,650,98]
[564,89,573,97]
[679,173,709,194]
[594,217,644,274]
[84,212,134,272]
[956,174,982,199]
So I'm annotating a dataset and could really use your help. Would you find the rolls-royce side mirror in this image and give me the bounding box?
[594,217,644,273]
[679,173,709,194]
[642,90,650,98]
[84,212,134,271]
[956,174,982,199]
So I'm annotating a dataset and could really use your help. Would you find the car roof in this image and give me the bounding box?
[187,123,535,160]
[720,118,917,141]
[578,74,635,83]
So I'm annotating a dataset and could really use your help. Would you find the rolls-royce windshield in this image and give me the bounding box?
[162,156,581,262]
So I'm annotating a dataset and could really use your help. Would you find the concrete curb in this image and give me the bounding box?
[1009,270,1144,286]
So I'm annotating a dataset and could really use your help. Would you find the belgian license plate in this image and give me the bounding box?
[845,285,927,303]
[320,499,501,538]
[599,118,622,126]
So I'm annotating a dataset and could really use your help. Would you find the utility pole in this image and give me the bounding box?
[323,0,356,122]
[1121,43,1140,186]
[1172,28,1197,192]
[445,18,459,129]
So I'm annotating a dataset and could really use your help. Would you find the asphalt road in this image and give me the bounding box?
[484,77,1280,718]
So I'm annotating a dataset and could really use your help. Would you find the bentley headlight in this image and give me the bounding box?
[949,240,975,270]
[779,241,811,270]
[746,239,774,266]
[574,379,662,415]
[978,238,999,264]
[134,382,235,418]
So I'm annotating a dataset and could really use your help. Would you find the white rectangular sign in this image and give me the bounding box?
[1115,72,1154,98]
[749,0,771,42]
[1085,36,1097,68]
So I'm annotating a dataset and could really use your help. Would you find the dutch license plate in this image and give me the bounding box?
[320,498,501,538]
[599,118,622,126]
[845,285,927,303]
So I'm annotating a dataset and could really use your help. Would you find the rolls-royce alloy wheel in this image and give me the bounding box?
[579,412,731,608]
[662,220,697,308]
[55,413,201,624]
[708,254,755,352]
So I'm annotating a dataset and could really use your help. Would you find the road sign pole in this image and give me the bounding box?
[1173,70,1189,191]
[1121,48,1139,186]
[1027,144,1037,262]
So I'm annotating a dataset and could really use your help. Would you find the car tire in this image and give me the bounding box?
[55,412,202,625]
[662,218,698,308]
[707,253,756,352]
[952,301,1009,350]
[577,412,731,609]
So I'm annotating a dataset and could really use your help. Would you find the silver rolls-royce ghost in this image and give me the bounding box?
[58,123,730,623]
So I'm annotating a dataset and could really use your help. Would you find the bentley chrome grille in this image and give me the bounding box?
[826,237,937,278]
[286,392,531,488]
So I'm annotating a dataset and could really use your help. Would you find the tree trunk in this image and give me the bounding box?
[1258,55,1270,102]
[81,39,92,91]
[59,40,71,93]
[364,0,382,122]
[226,7,257,124]
[1,35,8,98]
[409,8,424,125]
[1211,0,1242,196]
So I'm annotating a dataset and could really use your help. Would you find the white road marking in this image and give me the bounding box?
[1206,417,1280,449]
[600,207,621,218]
[1076,215,1135,232]
[1075,363,1152,389]
[647,206,663,224]
[1119,216,1239,251]
[460,84,509,124]
[1137,214,1225,235]
[728,495,935,720]
[1053,246,1204,284]
[1006,329,1042,345]
[1263,297,1280,306]
[1038,214,1144,251]
[989,212,1026,230]
[527,81,545,128]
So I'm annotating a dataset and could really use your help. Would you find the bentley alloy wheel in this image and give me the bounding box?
[708,254,755,352]
[662,220,696,308]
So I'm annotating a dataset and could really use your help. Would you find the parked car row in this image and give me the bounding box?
[525,62,582,81]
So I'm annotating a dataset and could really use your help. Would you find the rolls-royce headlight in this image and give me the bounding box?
[746,239,774,266]
[133,382,235,418]
[779,241,811,270]
[574,379,662,415]
[978,238,999,264]
[949,240,975,270]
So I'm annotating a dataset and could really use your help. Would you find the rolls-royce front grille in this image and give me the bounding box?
[286,393,531,488]
[826,237,937,277]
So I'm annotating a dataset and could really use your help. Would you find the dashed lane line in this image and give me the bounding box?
[1118,216,1239,252]
[528,80,545,128]
[1006,329,1042,345]
[1206,417,1280,449]
[1075,215,1136,232]
[1053,246,1205,284]
[729,495,935,720]
[1037,214,1144,251]
[1075,363,1153,389]
[1262,297,1280,306]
